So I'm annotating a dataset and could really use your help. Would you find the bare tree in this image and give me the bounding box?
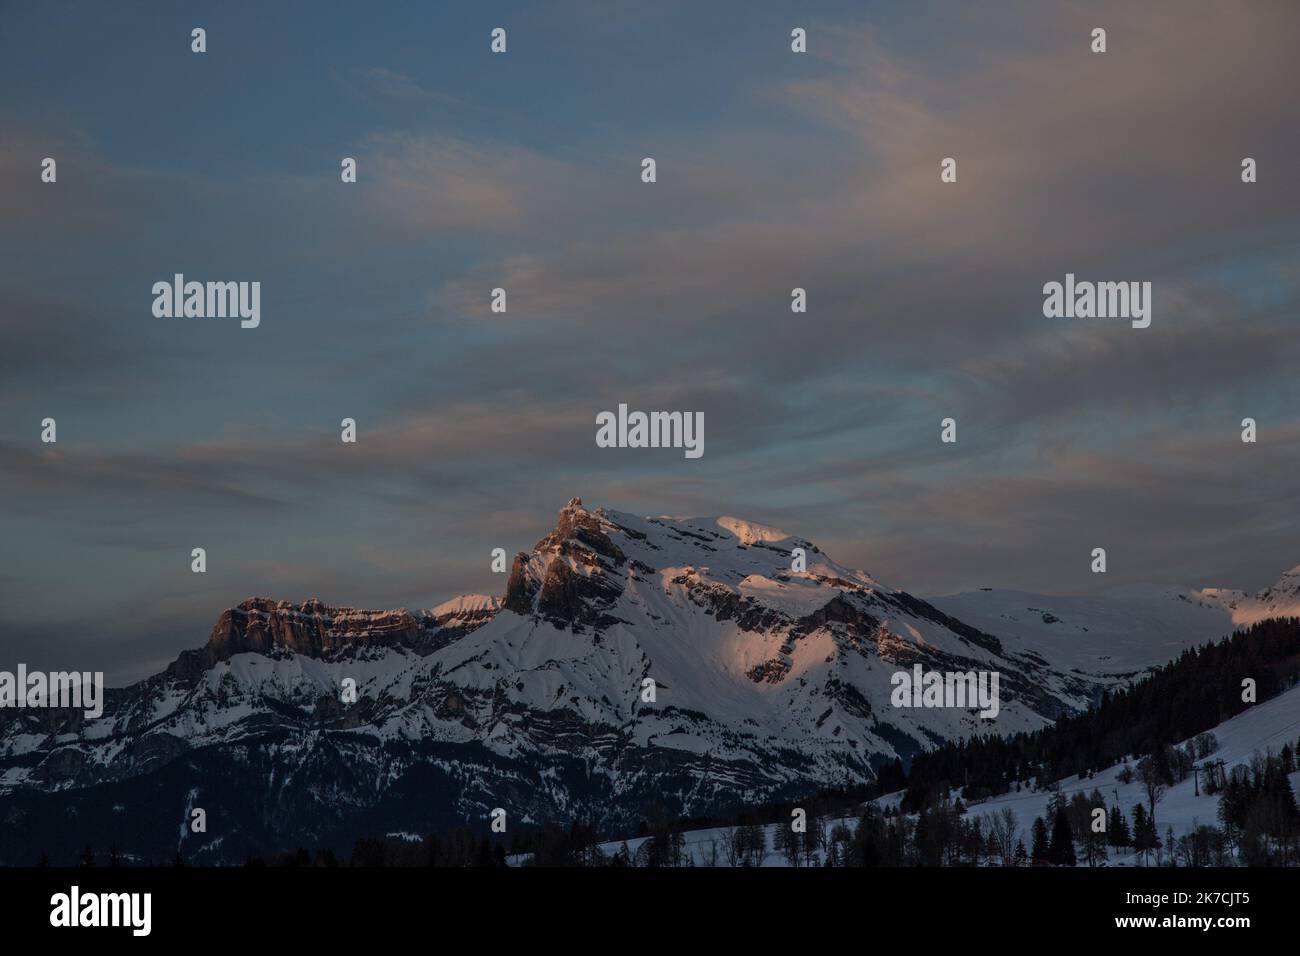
[743,823,769,867]
[700,837,720,868]
[801,807,823,867]
[723,826,745,867]
[828,822,853,867]
[987,807,1019,865]
[1002,807,1020,864]
[1137,755,1166,827]
[776,821,801,867]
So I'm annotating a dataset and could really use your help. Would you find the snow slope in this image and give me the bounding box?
[577,682,1300,867]
[931,565,1300,683]
[929,586,1238,680]
[961,682,1300,865]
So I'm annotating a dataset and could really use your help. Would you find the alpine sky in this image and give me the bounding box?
[1,0,1298,682]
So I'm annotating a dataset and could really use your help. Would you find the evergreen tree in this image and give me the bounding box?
[877,757,907,793]
[1030,816,1050,864]
[1081,810,1108,866]
[775,819,800,867]
[900,619,1300,804]
[1108,805,1132,848]
[1132,803,1158,865]
[1049,807,1076,866]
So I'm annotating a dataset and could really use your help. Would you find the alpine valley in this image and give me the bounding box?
[2,498,1297,864]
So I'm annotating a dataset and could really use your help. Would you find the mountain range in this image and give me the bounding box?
[2,496,1297,864]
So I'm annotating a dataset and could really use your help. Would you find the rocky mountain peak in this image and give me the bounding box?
[503,496,627,626]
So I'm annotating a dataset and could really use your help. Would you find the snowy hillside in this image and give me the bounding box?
[929,586,1238,680]
[931,565,1300,682]
[578,682,1300,867]
[960,682,1300,865]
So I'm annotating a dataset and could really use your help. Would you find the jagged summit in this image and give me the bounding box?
[501,497,876,630]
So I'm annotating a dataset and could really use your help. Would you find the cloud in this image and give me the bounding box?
[951,272,1300,429]
[817,419,1300,595]
[417,0,1300,412]
[3,1,1299,679]
[354,131,583,238]
[350,67,464,106]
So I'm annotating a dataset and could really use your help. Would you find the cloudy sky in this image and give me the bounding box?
[2,1,1299,683]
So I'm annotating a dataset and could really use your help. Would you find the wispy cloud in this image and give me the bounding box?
[350,66,464,106]
[3,0,1299,681]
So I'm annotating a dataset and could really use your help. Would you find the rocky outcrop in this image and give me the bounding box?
[166,595,500,680]
[503,498,627,629]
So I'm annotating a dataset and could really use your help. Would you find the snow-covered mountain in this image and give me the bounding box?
[929,586,1238,682]
[929,565,1300,681]
[0,497,1294,864]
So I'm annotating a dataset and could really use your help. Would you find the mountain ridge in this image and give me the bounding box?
[2,496,1296,864]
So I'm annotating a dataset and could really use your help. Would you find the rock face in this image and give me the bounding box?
[190,596,494,667]
[0,498,1260,865]
[505,498,628,629]
[158,595,498,684]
